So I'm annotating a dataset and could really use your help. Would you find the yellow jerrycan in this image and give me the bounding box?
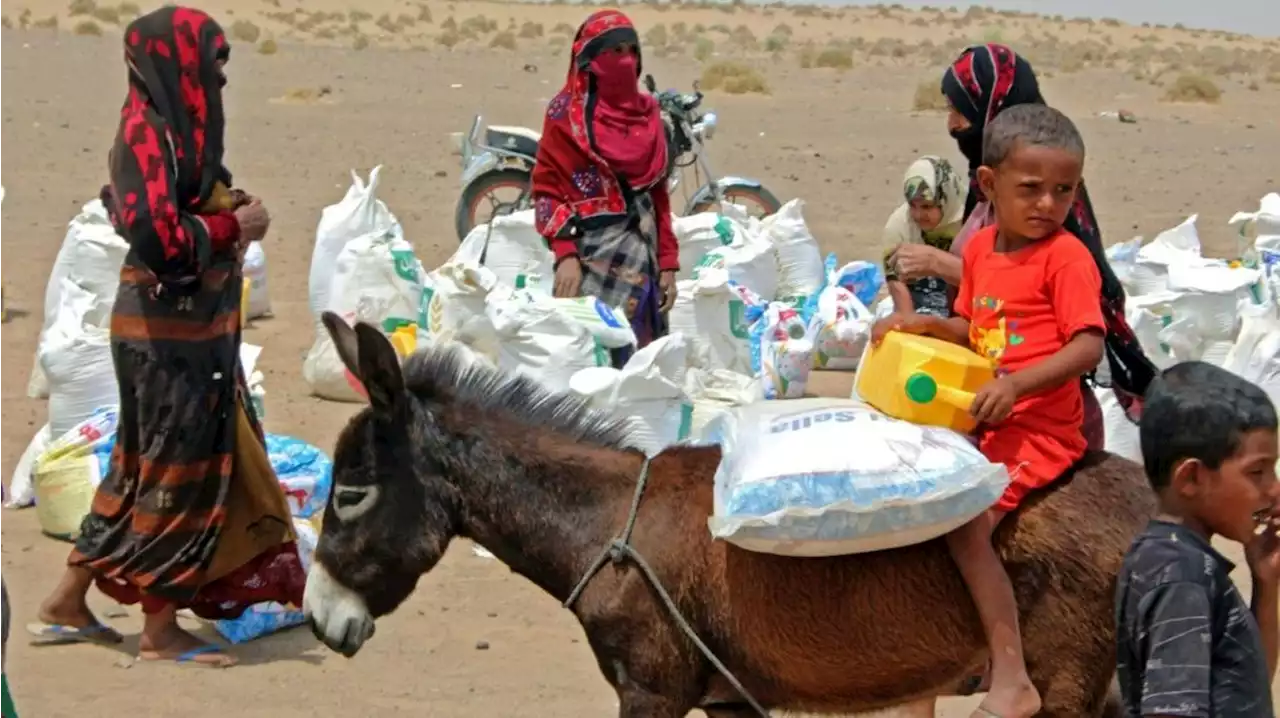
[856,331,995,433]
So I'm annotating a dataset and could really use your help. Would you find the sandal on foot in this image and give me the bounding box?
[26,622,124,647]
[141,643,236,668]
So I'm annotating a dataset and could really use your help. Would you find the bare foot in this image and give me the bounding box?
[974,675,1041,718]
[138,622,237,668]
[35,577,123,645]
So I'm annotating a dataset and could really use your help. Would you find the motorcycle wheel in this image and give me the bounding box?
[688,183,783,218]
[455,168,533,243]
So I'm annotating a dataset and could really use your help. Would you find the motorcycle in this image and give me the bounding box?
[453,74,782,243]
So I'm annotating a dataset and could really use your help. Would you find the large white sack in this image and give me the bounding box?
[425,262,501,360]
[547,295,637,349]
[308,166,398,324]
[667,268,765,375]
[303,227,429,403]
[683,368,760,443]
[759,198,824,301]
[487,290,610,393]
[1229,192,1280,253]
[691,217,780,300]
[569,334,693,456]
[242,241,272,319]
[453,210,554,291]
[1097,386,1142,464]
[1122,215,1218,295]
[672,212,732,281]
[1165,262,1260,341]
[707,398,1010,557]
[29,199,129,399]
[6,424,52,509]
[1221,313,1280,409]
[40,280,118,437]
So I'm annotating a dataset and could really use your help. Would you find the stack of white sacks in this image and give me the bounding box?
[10,198,273,509]
[1097,195,1280,462]
[302,168,843,455]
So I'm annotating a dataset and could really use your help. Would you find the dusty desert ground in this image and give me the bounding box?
[2,0,1279,715]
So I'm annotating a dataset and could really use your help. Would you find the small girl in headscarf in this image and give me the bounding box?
[882,155,967,317]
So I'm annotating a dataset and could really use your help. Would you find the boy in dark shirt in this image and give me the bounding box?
[1117,361,1280,717]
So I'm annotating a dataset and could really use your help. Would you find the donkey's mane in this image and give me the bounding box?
[400,344,636,450]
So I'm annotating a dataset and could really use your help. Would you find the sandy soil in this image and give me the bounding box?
[2,0,1279,715]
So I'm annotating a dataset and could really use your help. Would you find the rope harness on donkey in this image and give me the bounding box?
[564,459,773,718]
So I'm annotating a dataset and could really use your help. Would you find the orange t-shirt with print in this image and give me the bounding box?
[953,225,1105,512]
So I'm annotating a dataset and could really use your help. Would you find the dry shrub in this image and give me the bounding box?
[699,61,768,94]
[645,23,668,49]
[441,16,457,31]
[437,29,460,48]
[67,0,97,16]
[349,9,372,23]
[771,22,793,37]
[489,30,516,50]
[694,37,714,62]
[1267,72,1280,85]
[763,33,788,52]
[813,46,854,70]
[230,19,261,42]
[257,37,278,54]
[1162,73,1222,102]
[460,15,496,35]
[551,21,574,35]
[34,15,59,29]
[74,19,102,34]
[117,1,140,19]
[912,79,948,111]
[92,6,119,23]
[18,8,31,28]
[352,33,370,50]
[0,16,11,29]
[519,21,543,39]
[730,24,755,48]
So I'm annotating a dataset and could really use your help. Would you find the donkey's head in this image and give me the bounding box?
[304,312,459,657]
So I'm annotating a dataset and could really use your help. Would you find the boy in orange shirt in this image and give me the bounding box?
[871,103,1106,718]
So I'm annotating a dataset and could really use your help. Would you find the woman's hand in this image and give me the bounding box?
[659,270,677,313]
[888,243,943,282]
[871,311,931,346]
[554,256,582,298]
[234,200,271,243]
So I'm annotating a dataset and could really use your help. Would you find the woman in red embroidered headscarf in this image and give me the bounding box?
[31,6,301,668]
[532,9,678,366]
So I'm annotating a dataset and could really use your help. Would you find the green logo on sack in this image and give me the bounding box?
[713,216,735,246]
[418,286,434,331]
[381,317,415,334]
[677,402,693,441]
[592,338,610,367]
[391,250,420,284]
[728,299,749,339]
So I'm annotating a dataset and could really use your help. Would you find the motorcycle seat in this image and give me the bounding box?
[485,126,540,159]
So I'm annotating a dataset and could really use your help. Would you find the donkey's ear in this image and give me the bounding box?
[321,311,362,380]
[353,322,405,415]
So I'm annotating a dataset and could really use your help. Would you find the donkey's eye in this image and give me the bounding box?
[332,485,379,522]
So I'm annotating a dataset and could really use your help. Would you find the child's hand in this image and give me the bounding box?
[970,375,1018,424]
[871,312,929,346]
[1246,510,1280,585]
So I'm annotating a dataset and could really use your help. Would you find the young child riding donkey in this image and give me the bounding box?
[304,295,1153,716]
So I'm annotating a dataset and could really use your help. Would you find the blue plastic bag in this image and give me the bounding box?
[265,434,333,520]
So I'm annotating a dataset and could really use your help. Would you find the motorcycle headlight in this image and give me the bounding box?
[699,112,718,140]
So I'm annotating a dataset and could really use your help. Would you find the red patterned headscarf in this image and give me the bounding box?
[104,6,230,280]
[531,10,668,239]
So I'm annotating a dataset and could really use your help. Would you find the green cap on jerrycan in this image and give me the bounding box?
[904,372,938,404]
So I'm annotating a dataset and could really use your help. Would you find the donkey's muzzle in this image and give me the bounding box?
[303,561,377,657]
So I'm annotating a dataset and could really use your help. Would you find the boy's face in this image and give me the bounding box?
[1176,429,1280,544]
[976,141,1083,241]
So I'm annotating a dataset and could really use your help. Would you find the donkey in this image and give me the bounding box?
[304,313,1154,717]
